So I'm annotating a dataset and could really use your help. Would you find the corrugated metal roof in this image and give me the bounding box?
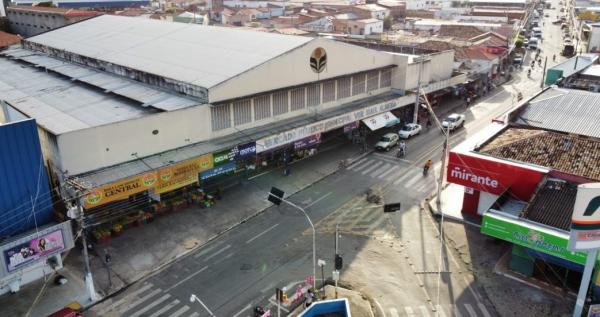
[0,58,151,135]
[26,15,314,89]
[514,87,600,139]
[3,48,200,112]
[548,54,598,78]
[74,92,405,187]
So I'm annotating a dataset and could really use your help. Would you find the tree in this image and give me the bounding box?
[36,1,56,7]
[515,39,524,49]
[383,16,392,30]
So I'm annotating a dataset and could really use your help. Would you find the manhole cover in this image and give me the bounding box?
[240,263,252,271]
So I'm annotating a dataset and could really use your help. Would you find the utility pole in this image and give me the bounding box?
[334,224,339,299]
[540,56,548,88]
[413,57,424,124]
[76,190,98,302]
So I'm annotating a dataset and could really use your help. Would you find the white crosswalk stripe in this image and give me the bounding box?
[129,293,171,317]
[454,305,463,317]
[349,160,371,172]
[169,305,191,317]
[347,157,367,170]
[477,303,492,317]
[404,306,416,316]
[390,308,400,317]
[370,163,392,178]
[188,312,200,317]
[397,172,422,187]
[116,288,162,314]
[98,283,154,315]
[148,299,181,317]
[419,305,431,317]
[361,161,384,175]
[377,165,400,180]
[435,305,448,317]
[464,304,478,317]
[386,304,491,317]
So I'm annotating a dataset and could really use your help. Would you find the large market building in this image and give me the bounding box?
[446,86,600,295]
[0,15,465,228]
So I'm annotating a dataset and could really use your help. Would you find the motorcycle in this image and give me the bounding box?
[396,147,405,158]
[423,165,430,176]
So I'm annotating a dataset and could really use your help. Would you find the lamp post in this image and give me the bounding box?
[268,190,317,293]
[189,294,216,317]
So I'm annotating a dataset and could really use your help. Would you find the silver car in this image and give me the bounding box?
[375,133,399,151]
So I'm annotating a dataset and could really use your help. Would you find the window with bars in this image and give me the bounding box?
[290,87,306,111]
[352,73,366,96]
[233,99,252,126]
[380,68,392,88]
[322,80,335,103]
[367,71,379,92]
[307,84,321,107]
[253,95,271,121]
[211,104,231,131]
[337,77,351,100]
[272,90,289,116]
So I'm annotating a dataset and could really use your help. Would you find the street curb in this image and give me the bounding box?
[85,148,374,311]
[425,195,481,228]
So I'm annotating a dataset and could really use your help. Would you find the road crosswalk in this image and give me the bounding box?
[387,303,493,317]
[95,282,199,317]
[346,155,437,194]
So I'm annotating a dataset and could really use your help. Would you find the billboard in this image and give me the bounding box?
[569,183,600,251]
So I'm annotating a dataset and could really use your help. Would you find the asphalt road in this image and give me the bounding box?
[89,11,565,316]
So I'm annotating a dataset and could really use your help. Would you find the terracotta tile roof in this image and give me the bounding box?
[438,25,486,40]
[523,179,577,231]
[8,5,100,18]
[0,31,21,48]
[418,40,456,51]
[454,47,499,61]
[479,127,600,181]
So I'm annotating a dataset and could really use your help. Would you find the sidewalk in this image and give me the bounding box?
[427,183,482,227]
[0,136,369,317]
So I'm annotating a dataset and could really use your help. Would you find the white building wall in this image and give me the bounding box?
[56,105,212,175]
[209,38,396,102]
[588,25,600,52]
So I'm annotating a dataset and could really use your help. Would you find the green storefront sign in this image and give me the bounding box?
[213,148,235,166]
[481,213,588,265]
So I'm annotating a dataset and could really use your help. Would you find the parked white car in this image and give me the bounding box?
[442,113,465,131]
[375,133,399,151]
[398,123,422,139]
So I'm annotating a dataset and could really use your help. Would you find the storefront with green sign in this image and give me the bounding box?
[481,212,591,289]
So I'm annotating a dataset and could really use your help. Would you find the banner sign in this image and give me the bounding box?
[83,154,213,209]
[361,111,398,131]
[446,152,546,199]
[235,142,256,160]
[256,96,411,153]
[343,121,359,133]
[200,161,236,180]
[4,229,65,272]
[294,133,321,150]
[569,183,600,251]
[482,212,587,265]
[213,148,235,166]
[155,173,199,194]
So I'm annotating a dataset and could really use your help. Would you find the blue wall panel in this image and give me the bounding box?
[0,119,54,238]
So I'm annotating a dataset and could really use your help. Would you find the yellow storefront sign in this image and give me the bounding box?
[82,154,213,209]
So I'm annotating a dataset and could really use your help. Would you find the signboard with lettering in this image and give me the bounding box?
[256,97,410,153]
[569,183,600,251]
[482,212,587,265]
[343,121,359,133]
[4,229,65,272]
[213,149,235,166]
[200,161,237,180]
[294,133,321,150]
[235,142,256,160]
[83,154,213,209]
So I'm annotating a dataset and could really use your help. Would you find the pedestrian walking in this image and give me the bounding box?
[305,289,313,307]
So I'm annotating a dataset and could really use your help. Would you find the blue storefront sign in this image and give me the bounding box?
[200,161,237,180]
[294,133,321,150]
[235,142,256,160]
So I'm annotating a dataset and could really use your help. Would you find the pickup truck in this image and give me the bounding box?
[442,113,465,131]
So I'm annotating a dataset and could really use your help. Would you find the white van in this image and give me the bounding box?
[528,37,539,49]
[532,27,542,38]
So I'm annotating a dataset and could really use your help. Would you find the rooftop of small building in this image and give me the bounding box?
[521,178,577,232]
[548,54,598,78]
[7,5,101,17]
[477,126,600,181]
[25,15,314,89]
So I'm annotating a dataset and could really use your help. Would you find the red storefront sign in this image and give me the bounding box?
[447,152,546,200]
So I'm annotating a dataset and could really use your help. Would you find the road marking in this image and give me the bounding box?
[269,299,289,312]
[395,171,420,186]
[349,159,370,172]
[377,165,400,180]
[370,163,391,178]
[169,306,190,317]
[246,224,279,244]
[419,305,431,317]
[389,308,400,317]
[361,161,383,175]
[148,299,181,317]
[347,157,367,169]
[306,192,332,208]
[435,305,448,317]
[129,293,171,317]
[477,303,492,317]
[454,305,463,317]
[233,304,251,317]
[464,304,477,317]
[204,245,231,262]
[117,288,162,314]
[188,312,200,317]
[165,266,208,292]
[213,252,235,265]
[194,244,219,258]
[98,283,153,314]
[404,306,416,316]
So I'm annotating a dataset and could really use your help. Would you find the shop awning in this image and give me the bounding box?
[362,111,399,131]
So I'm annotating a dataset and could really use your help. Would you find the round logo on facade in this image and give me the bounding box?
[160,168,173,182]
[310,47,327,73]
[84,189,103,205]
[142,173,157,187]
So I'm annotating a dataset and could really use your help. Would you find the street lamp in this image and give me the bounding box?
[268,187,317,293]
[189,294,216,317]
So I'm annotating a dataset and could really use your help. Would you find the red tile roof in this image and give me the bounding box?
[454,47,500,61]
[438,25,486,40]
[0,31,21,48]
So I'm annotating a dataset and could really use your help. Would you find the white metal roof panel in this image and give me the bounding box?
[0,58,151,135]
[514,87,600,139]
[26,15,314,89]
